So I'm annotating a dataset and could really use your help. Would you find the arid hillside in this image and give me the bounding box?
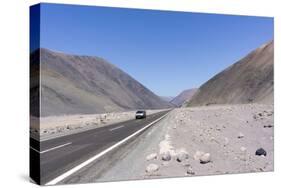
[187,41,273,106]
[33,48,171,116]
[170,88,197,107]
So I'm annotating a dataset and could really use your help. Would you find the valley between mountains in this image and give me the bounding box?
[30,41,273,184]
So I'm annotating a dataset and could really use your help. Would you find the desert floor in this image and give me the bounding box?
[97,103,273,181]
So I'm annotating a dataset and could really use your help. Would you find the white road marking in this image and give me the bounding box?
[109,125,124,131]
[45,111,169,185]
[30,146,40,153]
[30,142,72,154]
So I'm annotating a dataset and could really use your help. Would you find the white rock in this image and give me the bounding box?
[176,151,189,162]
[146,164,159,173]
[146,153,157,161]
[200,153,211,164]
[240,147,247,152]
[194,151,205,160]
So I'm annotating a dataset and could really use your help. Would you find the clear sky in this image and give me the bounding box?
[37,3,273,97]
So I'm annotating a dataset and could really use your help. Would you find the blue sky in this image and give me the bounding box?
[37,3,273,96]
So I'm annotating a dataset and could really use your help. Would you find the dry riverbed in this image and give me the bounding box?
[30,109,166,140]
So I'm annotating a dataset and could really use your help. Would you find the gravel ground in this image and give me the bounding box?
[97,103,273,182]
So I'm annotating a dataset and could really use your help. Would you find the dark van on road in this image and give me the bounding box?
[135,110,146,119]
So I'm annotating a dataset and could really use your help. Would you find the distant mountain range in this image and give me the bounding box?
[32,48,172,116]
[186,40,273,107]
[160,96,174,102]
[170,88,198,107]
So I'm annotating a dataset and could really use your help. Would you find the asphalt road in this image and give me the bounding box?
[30,110,170,185]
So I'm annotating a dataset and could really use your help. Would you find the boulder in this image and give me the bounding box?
[146,153,157,161]
[200,153,211,164]
[146,164,159,173]
[194,151,205,160]
[255,148,267,156]
[161,151,172,161]
[176,151,189,162]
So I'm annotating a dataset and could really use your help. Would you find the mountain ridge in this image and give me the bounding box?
[170,88,198,107]
[186,40,273,107]
[31,48,171,116]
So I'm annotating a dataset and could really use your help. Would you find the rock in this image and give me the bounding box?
[146,153,157,161]
[264,125,273,128]
[200,153,211,164]
[240,147,247,152]
[210,137,216,142]
[186,166,195,175]
[255,148,267,156]
[224,137,229,146]
[161,151,172,161]
[176,151,189,162]
[194,151,205,160]
[238,132,244,139]
[146,164,159,173]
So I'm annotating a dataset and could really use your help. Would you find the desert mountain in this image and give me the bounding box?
[186,40,273,106]
[170,88,198,107]
[160,96,174,102]
[33,48,171,116]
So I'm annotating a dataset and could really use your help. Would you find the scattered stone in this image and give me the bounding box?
[161,151,172,161]
[224,137,229,147]
[186,165,195,175]
[146,153,157,161]
[194,151,205,160]
[240,147,247,152]
[176,151,189,162]
[264,125,273,128]
[238,132,244,139]
[255,148,267,156]
[146,164,159,173]
[200,153,211,164]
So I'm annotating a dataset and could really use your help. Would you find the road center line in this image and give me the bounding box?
[30,142,72,154]
[45,111,169,185]
[109,125,124,131]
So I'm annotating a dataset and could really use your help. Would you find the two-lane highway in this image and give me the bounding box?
[30,110,170,185]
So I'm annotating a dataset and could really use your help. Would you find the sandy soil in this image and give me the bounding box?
[30,109,166,140]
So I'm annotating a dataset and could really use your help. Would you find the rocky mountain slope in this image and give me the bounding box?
[35,48,171,116]
[187,41,273,106]
[170,88,197,107]
[160,96,174,103]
